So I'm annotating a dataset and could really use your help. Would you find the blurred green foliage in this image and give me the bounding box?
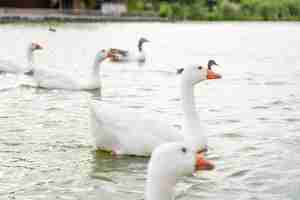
[159,2,173,18]
[127,0,300,20]
[81,0,97,8]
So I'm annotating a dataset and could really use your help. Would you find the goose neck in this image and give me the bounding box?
[92,59,101,76]
[146,170,177,200]
[26,48,34,69]
[138,41,143,52]
[181,82,198,123]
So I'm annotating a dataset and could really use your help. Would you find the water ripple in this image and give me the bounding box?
[227,169,250,179]
[264,81,288,86]
[0,22,299,200]
[252,106,269,110]
[284,118,300,123]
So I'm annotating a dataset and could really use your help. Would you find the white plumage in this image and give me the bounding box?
[90,63,222,156]
[30,49,110,90]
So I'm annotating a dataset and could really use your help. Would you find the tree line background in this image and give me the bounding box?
[126,0,300,20]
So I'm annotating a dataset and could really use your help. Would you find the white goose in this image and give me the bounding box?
[0,43,42,75]
[145,142,214,200]
[90,60,221,156]
[29,46,112,90]
[109,37,149,63]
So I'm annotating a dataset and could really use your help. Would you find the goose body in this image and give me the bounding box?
[90,102,183,156]
[90,60,221,156]
[109,37,149,63]
[0,60,23,74]
[32,66,100,90]
[0,43,42,75]
[30,48,110,90]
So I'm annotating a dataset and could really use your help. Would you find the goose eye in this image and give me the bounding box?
[181,147,187,153]
[198,66,202,70]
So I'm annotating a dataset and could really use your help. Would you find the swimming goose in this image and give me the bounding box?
[29,47,112,90]
[145,142,214,200]
[109,37,149,63]
[90,60,221,156]
[48,26,57,32]
[0,43,42,75]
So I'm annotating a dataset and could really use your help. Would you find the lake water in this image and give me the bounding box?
[0,22,300,200]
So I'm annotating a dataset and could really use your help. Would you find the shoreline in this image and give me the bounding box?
[0,15,168,23]
[1,15,300,23]
[0,8,167,23]
[0,13,299,23]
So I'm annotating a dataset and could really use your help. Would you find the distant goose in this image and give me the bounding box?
[90,60,221,156]
[29,45,112,90]
[109,37,150,63]
[0,43,42,75]
[48,27,57,32]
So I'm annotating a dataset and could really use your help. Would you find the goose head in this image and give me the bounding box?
[207,59,218,70]
[207,60,221,79]
[29,42,43,52]
[95,49,112,63]
[149,143,214,176]
[139,37,150,44]
[177,61,222,85]
[138,37,150,51]
[146,142,214,200]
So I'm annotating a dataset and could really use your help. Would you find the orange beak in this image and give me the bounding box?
[207,69,222,80]
[106,51,114,58]
[195,154,215,171]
